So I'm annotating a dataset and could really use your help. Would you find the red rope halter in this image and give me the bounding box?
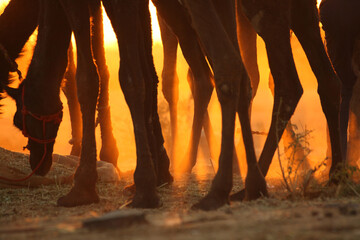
[0,86,63,182]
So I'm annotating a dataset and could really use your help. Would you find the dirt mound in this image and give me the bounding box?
[0,147,119,188]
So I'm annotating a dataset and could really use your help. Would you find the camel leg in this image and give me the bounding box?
[240,0,304,179]
[349,80,360,170]
[189,70,242,176]
[62,44,82,156]
[88,0,119,167]
[157,0,232,174]
[321,1,360,174]
[269,72,311,175]
[237,0,310,177]
[153,0,214,173]
[236,0,259,100]
[183,0,266,210]
[234,0,259,176]
[347,38,360,174]
[140,2,173,186]
[221,0,265,199]
[57,0,100,207]
[103,0,160,208]
[157,14,179,162]
[187,68,240,174]
[293,0,343,179]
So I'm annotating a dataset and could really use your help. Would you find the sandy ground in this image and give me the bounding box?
[1,147,360,240]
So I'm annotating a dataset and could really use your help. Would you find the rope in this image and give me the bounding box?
[0,86,62,182]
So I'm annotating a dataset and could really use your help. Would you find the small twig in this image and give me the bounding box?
[119,200,132,209]
[236,128,268,135]
[251,130,268,136]
[157,182,168,189]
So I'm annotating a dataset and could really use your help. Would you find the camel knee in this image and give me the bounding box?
[119,67,145,105]
[216,76,240,106]
[276,82,303,117]
[318,83,342,116]
[77,67,99,107]
[192,73,213,102]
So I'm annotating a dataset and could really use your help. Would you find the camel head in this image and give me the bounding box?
[6,83,62,176]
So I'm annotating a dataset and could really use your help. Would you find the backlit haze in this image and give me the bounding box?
[0,1,337,180]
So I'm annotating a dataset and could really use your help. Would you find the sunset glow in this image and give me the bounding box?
[0,0,10,14]
[102,2,162,47]
[102,6,117,46]
[0,0,334,178]
[3,2,359,236]
[149,2,162,43]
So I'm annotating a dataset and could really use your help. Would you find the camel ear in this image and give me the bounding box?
[5,86,20,99]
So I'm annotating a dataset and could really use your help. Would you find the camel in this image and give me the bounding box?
[319,0,360,170]
[0,0,218,207]
[1,0,172,207]
[157,12,218,166]
[179,0,342,210]
[157,0,311,176]
[176,0,267,210]
[0,0,119,167]
[152,0,233,174]
[2,0,261,209]
[156,9,241,174]
[348,39,360,173]
[0,0,343,211]
[101,0,176,208]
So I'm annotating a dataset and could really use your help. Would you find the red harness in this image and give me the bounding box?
[0,86,63,182]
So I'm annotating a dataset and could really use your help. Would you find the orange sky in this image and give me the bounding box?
[102,2,161,46]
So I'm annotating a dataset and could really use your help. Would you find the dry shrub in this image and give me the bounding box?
[274,104,360,199]
[276,121,326,198]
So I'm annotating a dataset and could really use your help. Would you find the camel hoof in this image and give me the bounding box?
[230,189,245,202]
[244,187,268,201]
[127,192,162,209]
[244,178,268,201]
[244,166,268,201]
[57,185,99,207]
[157,147,174,186]
[192,192,229,211]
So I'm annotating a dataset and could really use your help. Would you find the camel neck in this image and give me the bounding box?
[22,78,62,116]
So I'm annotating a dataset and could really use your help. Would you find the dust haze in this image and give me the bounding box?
[0,5,330,178]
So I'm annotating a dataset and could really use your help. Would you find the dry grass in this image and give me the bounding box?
[0,145,360,240]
